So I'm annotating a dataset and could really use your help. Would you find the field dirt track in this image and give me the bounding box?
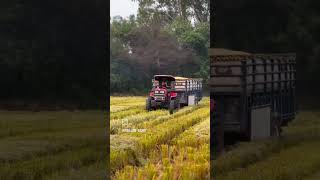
[110,96,210,179]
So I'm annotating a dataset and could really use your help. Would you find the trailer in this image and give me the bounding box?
[146,75,203,114]
[209,48,297,155]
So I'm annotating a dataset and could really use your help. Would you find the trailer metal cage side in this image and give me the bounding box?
[209,49,297,157]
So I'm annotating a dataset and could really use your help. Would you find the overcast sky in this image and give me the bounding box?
[110,0,139,19]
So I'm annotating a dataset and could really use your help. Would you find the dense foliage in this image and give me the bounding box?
[1,1,107,109]
[2,0,320,107]
[110,0,210,94]
[213,0,320,97]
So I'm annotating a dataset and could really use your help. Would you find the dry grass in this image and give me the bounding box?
[110,97,210,179]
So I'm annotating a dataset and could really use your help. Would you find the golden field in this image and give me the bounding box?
[110,96,210,179]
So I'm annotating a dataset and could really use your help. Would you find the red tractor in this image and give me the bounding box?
[146,75,202,114]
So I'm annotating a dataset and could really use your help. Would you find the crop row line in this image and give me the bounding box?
[110,108,145,120]
[114,118,210,179]
[110,108,209,174]
[110,110,168,134]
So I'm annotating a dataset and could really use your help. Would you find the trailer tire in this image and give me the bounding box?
[271,123,282,137]
[169,100,175,114]
[271,114,282,137]
[146,97,152,111]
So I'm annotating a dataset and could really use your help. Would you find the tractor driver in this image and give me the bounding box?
[161,81,167,89]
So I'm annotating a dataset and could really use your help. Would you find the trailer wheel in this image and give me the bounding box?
[177,102,181,110]
[175,98,181,110]
[271,124,281,137]
[271,114,282,137]
[271,123,282,137]
[169,100,175,114]
[146,97,152,111]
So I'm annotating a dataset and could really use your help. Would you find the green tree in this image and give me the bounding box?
[133,0,209,23]
[110,0,210,94]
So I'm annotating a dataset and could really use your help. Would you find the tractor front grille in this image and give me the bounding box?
[154,95,165,101]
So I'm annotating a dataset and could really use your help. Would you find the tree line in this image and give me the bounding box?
[1,0,320,109]
[213,0,320,102]
[111,0,210,94]
[1,0,107,109]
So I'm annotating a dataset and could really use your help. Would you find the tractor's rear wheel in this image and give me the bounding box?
[169,100,175,114]
[146,97,152,111]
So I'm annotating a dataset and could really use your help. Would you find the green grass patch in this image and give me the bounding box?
[0,146,106,180]
[217,141,320,180]
[213,110,320,179]
[0,111,106,179]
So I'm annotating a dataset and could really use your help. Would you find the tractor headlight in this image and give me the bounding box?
[155,90,159,93]
[160,90,165,94]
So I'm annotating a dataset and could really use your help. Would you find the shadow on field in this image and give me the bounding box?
[224,133,248,150]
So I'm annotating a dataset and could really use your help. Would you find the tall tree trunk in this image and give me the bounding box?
[180,0,187,20]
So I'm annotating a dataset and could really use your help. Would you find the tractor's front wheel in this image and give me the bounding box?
[146,97,152,111]
[169,100,175,114]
